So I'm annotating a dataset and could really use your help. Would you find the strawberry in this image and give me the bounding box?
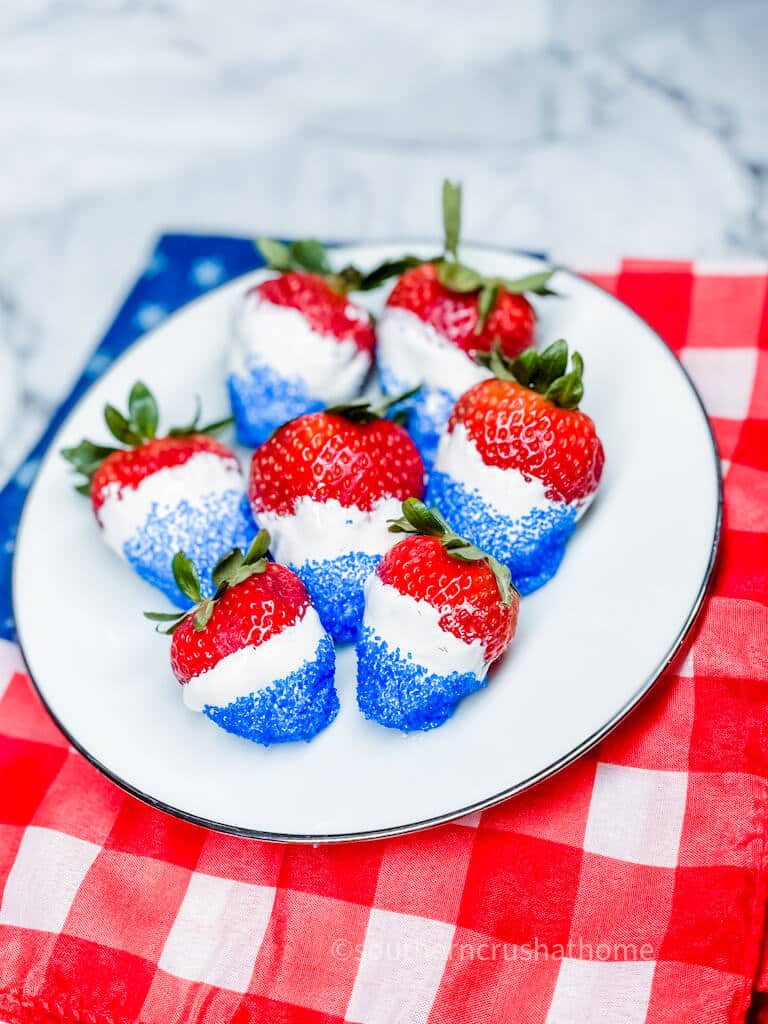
[426,339,605,595]
[146,531,338,745]
[61,381,256,608]
[227,238,376,447]
[356,498,519,732]
[248,393,425,643]
[373,180,556,468]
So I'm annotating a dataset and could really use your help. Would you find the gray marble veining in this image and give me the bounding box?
[0,0,765,485]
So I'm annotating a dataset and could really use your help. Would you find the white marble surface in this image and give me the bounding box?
[0,0,765,485]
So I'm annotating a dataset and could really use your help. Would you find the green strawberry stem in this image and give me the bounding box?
[388,498,515,606]
[476,338,585,410]
[325,386,421,425]
[442,179,462,260]
[144,530,272,635]
[323,179,558,332]
[60,382,234,496]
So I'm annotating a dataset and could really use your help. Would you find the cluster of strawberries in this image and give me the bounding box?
[62,182,604,744]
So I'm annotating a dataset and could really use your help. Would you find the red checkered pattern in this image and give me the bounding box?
[1,260,768,1024]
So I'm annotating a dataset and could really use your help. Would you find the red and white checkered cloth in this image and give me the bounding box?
[1,260,767,1024]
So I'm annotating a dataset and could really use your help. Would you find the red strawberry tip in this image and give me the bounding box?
[477,338,585,410]
[144,529,272,635]
[388,498,515,606]
[60,382,233,496]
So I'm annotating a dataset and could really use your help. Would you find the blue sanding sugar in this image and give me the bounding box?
[227,357,324,448]
[294,551,382,644]
[378,365,454,473]
[124,490,257,608]
[426,471,577,595]
[356,628,485,732]
[203,633,338,745]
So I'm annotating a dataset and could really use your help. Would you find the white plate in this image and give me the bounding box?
[13,244,721,842]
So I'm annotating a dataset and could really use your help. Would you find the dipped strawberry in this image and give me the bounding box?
[356,498,519,732]
[248,393,425,643]
[374,180,556,468]
[61,382,256,608]
[227,238,375,447]
[146,532,338,745]
[426,340,605,595]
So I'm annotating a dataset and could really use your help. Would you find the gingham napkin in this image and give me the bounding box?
[0,242,767,1024]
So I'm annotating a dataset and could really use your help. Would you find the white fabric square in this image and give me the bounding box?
[0,826,100,932]
[159,872,275,992]
[345,909,453,1024]
[584,763,687,868]
[680,347,757,420]
[546,958,655,1024]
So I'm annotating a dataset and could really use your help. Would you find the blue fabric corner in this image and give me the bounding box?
[0,234,266,639]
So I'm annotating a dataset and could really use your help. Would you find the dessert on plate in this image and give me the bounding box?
[146,531,338,745]
[426,339,605,594]
[61,382,255,607]
[356,498,519,732]
[375,181,556,468]
[227,239,375,447]
[248,394,425,643]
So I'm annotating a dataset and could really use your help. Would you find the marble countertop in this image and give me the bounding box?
[0,0,765,485]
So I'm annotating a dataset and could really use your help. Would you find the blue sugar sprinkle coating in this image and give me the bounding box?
[203,634,338,745]
[356,629,485,732]
[124,490,257,608]
[426,471,577,595]
[293,551,382,644]
[227,357,324,447]
[378,364,454,472]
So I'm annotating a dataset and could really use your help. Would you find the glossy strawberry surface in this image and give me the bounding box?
[450,378,605,505]
[170,563,310,683]
[386,263,535,358]
[249,412,425,517]
[377,535,518,664]
[90,435,237,513]
[255,272,375,355]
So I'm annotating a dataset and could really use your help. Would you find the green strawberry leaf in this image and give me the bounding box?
[104,404,142,446]
[510,347,539,387]
[143,608,187,634]
[256,238,293,271]
[352,255,431,292]
[437,261,483,293]
[475,283,499,335]
[389,497,448,537]
[128,381,159,440]
[545,371,584,410]
[487,556,514,607]
[326,386,421,424]
[212,548,243,590]
[61,439,120,495]
[245,529,271,564]
[500,269,558,296]
[61,440,119,476]
[442,179,462,260]
[171,551,202,603]
[535,339,568,388]
[289,239,333,276]
[193,599,215,632]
